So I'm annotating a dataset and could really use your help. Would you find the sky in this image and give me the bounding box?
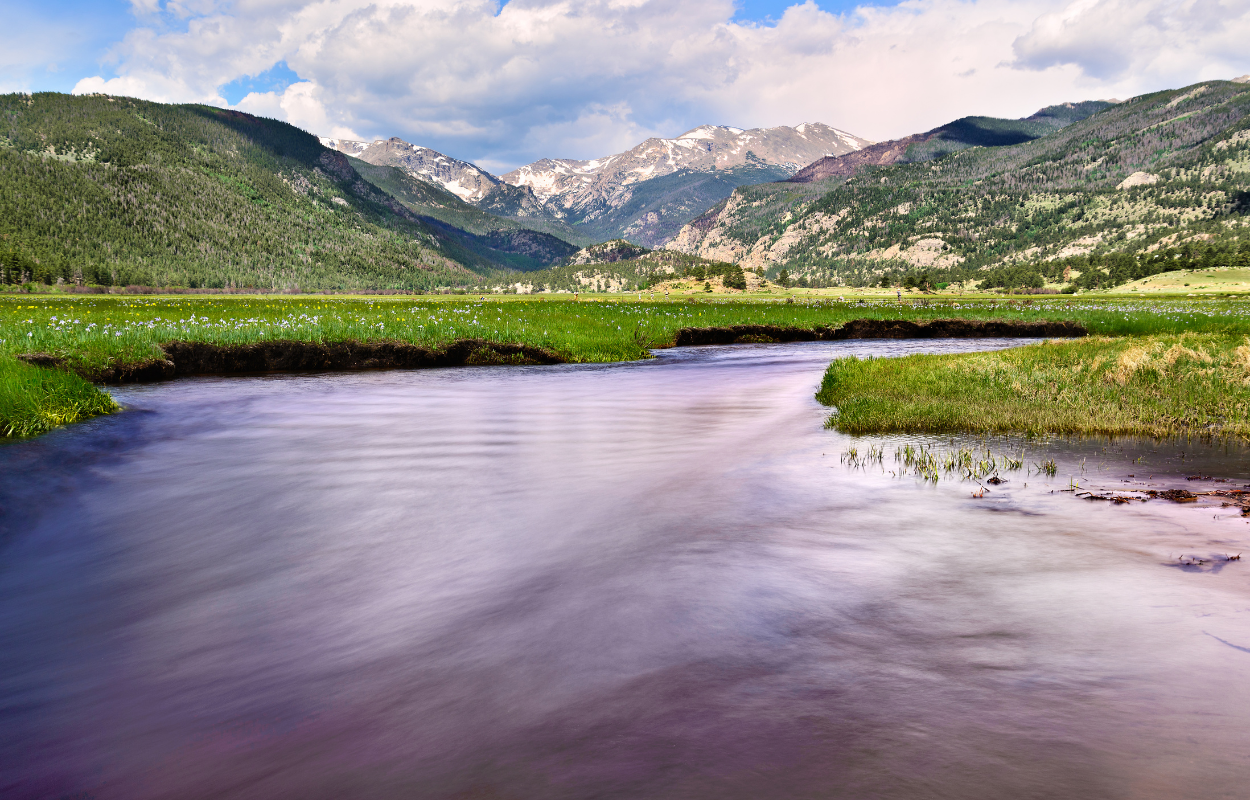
[4,0,1249,173]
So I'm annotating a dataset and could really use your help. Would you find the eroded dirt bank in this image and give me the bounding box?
[671,318,1087,346]
[22,339,566,384]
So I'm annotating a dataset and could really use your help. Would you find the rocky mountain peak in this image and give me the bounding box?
[320,136,500,201]
[501,122,872,212]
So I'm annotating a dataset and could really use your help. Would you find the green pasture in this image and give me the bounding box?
[1107,267,1250,295]
[2,293,1249,439]
[819,333,1250,441]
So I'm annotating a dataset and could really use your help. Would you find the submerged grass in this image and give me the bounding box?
[818,333,1250,441]
[1,292,1248,439]
[845,442,1034,484]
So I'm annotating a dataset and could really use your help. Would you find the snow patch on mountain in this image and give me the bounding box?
[320,136,501,201]
[502,122,871,216]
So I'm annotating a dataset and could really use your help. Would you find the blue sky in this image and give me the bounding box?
[219,63,304,107]
[6,0,1248,170]
[3,0,135,94]
[734,0,881,20]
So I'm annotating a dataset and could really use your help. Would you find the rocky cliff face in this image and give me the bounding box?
[473,182,551,218]
[320,136,501,201]
[502,123,871,221]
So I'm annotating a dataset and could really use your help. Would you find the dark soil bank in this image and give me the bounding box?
[22,339,566,384]
[671,318,1087,346]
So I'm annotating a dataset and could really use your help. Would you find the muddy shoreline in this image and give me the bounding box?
[20,318,1086,384]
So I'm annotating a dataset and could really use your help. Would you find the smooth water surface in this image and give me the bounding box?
[3,340,1250,799]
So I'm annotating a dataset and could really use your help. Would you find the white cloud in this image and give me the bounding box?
[516,102,676,163]
[234,81,364,140]
[67,0,1250,171]
[1011,0,1250,81]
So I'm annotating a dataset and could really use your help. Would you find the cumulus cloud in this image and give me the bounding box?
[1012,0,1250,81]
[234,81,365,140]
[68,0,1250,170]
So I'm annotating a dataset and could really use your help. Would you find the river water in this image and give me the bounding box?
[3,340,1249,799]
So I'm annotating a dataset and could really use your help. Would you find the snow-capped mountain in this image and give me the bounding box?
[320,122,871,246]
[501,123,872,218]
[319,136,501,202]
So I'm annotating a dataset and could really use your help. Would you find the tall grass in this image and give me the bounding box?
[818,333,1250,440]
[0,358,119,438]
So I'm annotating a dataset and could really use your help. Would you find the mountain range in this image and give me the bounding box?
[664,81,1250,286]
[323,123,869,247]
[788,102,1117,184]
[2,77,1247,293]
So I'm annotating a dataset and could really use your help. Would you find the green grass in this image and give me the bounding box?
[817,333,1250,440]
[0,357,118,437]
[1108,267,1250,294]
[3,292,1250,439]
[6,294,1250,372]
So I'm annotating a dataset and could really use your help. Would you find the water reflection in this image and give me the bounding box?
[2,340,1249,799]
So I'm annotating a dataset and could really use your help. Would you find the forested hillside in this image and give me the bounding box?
[789,101,1114,184]
[0,94,575,290]
[669,80,1250,291]
[489,249,745,294]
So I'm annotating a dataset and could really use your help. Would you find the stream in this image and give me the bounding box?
[2,339,1249,799]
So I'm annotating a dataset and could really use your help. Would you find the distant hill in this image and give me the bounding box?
[566,239,650,266]
[790,101,1115,183]
[0,94,578,290]
[321,136,500,201]
[323,135,588,247]
[667,81,1250,288]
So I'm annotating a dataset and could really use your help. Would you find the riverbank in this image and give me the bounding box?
[2,294,1248,438]
[0,357,119,437]
[817,333,1250,441]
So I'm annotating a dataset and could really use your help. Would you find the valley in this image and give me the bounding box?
[3,78,1250,445]
[11,7,1250,799]
[6,78,1249,300]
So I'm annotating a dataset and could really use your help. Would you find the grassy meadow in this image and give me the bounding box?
[1107,267,1250,295]
[1,291,1249,439]
[818,333,1250,440]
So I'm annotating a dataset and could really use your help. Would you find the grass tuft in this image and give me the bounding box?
[0,358,119,438]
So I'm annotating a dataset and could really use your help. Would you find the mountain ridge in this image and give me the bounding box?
[325,123,873,247]
[503,123,870,220]
[665,80,1250,288]
[789,101,1116,184]
[320,136,501,202]
[0,94,579,290]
